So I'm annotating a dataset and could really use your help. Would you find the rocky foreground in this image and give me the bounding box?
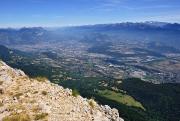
[0,61,124,121]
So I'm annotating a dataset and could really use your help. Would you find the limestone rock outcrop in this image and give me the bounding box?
[0,61,124,121]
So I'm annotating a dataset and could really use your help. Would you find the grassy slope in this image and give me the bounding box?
[98,89,145,110]
[120,78,180,121]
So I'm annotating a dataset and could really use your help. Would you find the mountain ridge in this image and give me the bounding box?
[1,22,180,49]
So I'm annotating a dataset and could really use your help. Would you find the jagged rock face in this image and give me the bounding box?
[0,61,124,121]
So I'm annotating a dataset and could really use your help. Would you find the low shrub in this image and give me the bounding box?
[0,81,3,85]
[72,89,80,97]
[14,93,23,99]
[34,76,48,82]
[41,91,47,96]
[34,113,48,120]
[0,102,3,107]
[88,99,96,108]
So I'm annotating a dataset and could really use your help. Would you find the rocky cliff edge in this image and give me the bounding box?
[0,61,124,121]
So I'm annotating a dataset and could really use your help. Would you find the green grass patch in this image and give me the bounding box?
[98,89,145,110]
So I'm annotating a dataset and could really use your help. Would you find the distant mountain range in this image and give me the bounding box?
[0,22,180,49]
[67,21,180,31]
[0,27,48,45]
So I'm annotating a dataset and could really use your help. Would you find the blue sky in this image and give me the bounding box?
[0,0,180,27]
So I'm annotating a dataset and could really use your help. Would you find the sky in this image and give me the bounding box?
[0,0,180,27]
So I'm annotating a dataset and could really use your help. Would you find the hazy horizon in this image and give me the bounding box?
[0,21,180,29]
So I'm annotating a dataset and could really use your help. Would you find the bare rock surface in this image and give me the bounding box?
[0,61,124,121]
